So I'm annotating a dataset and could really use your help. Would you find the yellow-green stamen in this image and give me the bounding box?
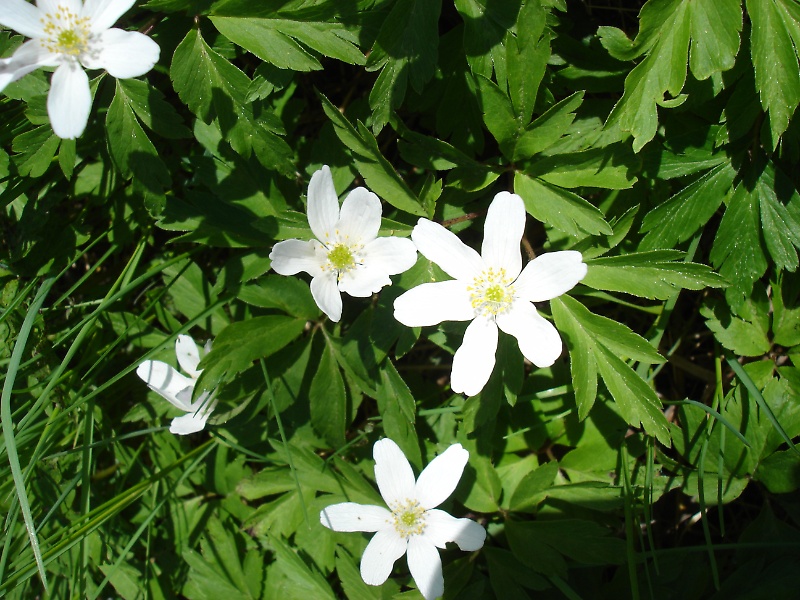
[391,499,427,538]
[467,267,515,317]
[42,7,91,58]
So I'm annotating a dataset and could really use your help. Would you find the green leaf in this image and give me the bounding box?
[583,250,727,300]
[366,0,442,132]
[310,341,347,449]
[210,16,364,71]
[376,361,421,468]
[505,0,550,125]
[514,172,612,236]
[756,164,800,272]
[455,0,520,78]
[318,92,425,216]
[116,79,190,139]
[701,290,771,357]
[514,92,584,159]
[710,179,770,306]
[688,0,743,80]
[12,126,59,178]
[238,275,320,321]
[747,0,800,146]
[640,161,736,250]
[198,315,307,389]
[552,295,670,445]
[526,145,638,189]
[508,461,558,512]
[106,80,171,194]
[269,535,336,600]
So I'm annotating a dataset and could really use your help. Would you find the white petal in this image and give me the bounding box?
[136,360,194,411]
[393,281,474,327]
[37,0,81,16]
[307,165,340,243]
[422,509,486,551]
[336,187,381,244]
[0,40,59,93]
[337,263,391,298]
[450,317,498,397]
[175,335,201,378]
[81,29,159,78]
[514,250,587,302]
[411,219,484,281]
[481,192,525,278]
[319,503,392,533]
[47,63,91,139]
[373,438,416,508]
[310,270,342,322]
[360,527,408,587]
[407,537,444,600]
[270,238,325,276]
[0,0,45,39]
[414,444,469,510]
[361,236,418,276]
[81,0,135,32]
[496,302,564,367]
[169,411,208,435]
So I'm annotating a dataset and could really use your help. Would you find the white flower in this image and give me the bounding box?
[394,191,587,397]
[269,165,418,322]
[136,335,217,435]
[0,0,160,138]
[320,438,486,600]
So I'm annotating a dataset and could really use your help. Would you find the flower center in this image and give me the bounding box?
[42,6,92,58]
[327,244,355,270]
[390,499,427,539]
[468,267,516,317]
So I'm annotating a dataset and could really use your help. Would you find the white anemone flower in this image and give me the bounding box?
[269,165,418,322]
[0,0,160,138]
[136,335,217,436]
[394,191,587,397]
[320,438,486,600]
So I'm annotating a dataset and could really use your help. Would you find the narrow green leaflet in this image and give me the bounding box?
[366,0,442,132]
[526,145,638,189]
[640,161,736,250]
[505,0,550,126]
[210,16,365,71]
[515,92,584,159]
[602,0,742,151]
[11,126,59,179]
[552,295,670,445]
[376,360,421,467]
[701,293,771,357]
[454,0,521,80]
[269,535,337,600]
[514,172,612,236]
[116,79,190,140]
[105,81,171,194]
[310,341,347,449]
[318,92,426,216]
[747,0,800,146]
[582,250,727,300]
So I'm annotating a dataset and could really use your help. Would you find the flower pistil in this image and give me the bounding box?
[390,499,427,538]
[42,7,92,58]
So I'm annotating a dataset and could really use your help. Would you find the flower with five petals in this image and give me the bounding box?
[269,166,418,322]
[0,0,160,138]
[320,438,486,600]
[394,191,587,396]
[136,335,217,435]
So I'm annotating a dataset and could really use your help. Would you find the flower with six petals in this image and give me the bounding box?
[394,191,587,396]
[0,0,160,138]
[320,438,486,600]
[269,165,418,322]
[136,335,217,435]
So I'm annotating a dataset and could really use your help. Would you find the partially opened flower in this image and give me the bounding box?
[320,439,486,600]
[0,0,160,138]
[394,192,587,396]
[136,335,217,435]
[269,165,418,322]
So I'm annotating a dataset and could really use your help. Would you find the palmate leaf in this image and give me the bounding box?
[601,0,743,151]
[318,92,426,216]
[582,250,727,300]
[711,162,800,305]
[747,0,800,147]
[170,28,293,176]
[552,296,670,445]
[366,0,442,132]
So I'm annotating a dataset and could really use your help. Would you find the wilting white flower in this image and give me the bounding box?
[269,165,418,322]
[0,0,160,138]
[320,439,486,600]
[394,192,587,397]
[136,335,216,435]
